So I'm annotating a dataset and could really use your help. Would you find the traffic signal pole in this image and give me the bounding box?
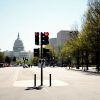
[40,32,43,86]
[35,32,49,86]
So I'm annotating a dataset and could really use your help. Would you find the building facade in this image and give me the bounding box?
[57,30,72,47]
[4,33,32,60]
[49,30,78,53]
[13,33,24,52]
[49,38,57,50]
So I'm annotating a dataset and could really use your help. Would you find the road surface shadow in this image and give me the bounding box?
[67,68,100,76]
[25,86,43,91]
[82,70,100,76]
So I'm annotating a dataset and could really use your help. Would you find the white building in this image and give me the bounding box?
[49,38,57,50]
[4,33,33,60]
[57,30,72,47]
[56,30,78,52]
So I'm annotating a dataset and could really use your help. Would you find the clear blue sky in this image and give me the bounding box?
[0,0,88,51]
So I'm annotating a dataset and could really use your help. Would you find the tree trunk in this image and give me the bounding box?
[86,50,89,70]
[96,51,99,72]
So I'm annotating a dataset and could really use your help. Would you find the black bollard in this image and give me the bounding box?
[49,74,51,86]
[34,74,36,87]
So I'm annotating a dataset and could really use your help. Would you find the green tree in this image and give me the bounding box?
[44,45,57,66]
[16,60,22,65]
[5,56,11,65]
[60,30,79,67]
[0,52,5,62]
[80,0,100,71]
[32,57,39,66]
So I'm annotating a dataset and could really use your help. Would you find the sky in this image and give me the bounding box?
[0,0,88,52]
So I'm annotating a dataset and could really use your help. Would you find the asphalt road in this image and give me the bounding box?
[0,66,100,100]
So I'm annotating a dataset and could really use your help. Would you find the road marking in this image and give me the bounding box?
[13,80,68,87]
[12,67,21,82]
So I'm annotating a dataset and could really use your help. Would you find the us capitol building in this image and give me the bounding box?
[4,33,32,60]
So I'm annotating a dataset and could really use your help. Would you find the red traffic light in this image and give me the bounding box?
[35,32,39,36]
[35,32,39,45]
[44,32,49,36]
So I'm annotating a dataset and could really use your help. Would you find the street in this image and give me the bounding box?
[0,66,100,100]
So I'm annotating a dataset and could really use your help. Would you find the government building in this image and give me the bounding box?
[4,33,32,60]
[50,30,78,52]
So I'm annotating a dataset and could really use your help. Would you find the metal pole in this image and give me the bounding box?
[49,74,51,86]
[40,32,43,86]
[34,74,36,87]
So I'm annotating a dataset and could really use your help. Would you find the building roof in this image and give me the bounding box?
[13,33,24,52]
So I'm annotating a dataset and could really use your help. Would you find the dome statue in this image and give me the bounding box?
[13,33,24,52]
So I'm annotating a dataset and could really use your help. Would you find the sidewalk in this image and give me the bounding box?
[66,66,100,73]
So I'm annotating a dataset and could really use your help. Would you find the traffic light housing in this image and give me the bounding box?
[35,32,39,45]
[41,32,49,45]
[41,32,45,45]
[34,48,39,57]
[44,32,49,45]
[43,48,49,58]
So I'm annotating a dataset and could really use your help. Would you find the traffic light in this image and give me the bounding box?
[41,32,45,45]
[43,48,49,58]
[35,32,39,45]
[34,48,39,57]
[41,32,49,45]
[44,32,49,45]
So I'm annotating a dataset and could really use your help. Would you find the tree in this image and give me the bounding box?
[5,56,11,65]
[60,29,79,67]
[80,0,100,71]
[32,57,39,66]
[12,56,16,62]
[44,45,56,66]
[0,52,5,62]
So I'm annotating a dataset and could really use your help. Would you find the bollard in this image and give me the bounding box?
[49,74,51,86]
[34,74,36,87]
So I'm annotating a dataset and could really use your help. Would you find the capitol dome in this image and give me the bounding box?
[13,33,24,52]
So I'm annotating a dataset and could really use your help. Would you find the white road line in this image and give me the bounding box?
[13,67,21,82]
